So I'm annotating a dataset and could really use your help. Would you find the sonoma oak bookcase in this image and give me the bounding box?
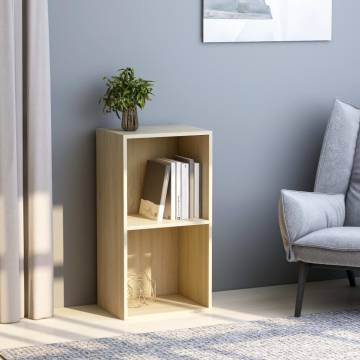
[96,125,212,320]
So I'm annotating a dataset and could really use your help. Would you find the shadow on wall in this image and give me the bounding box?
[51,77,117,307]
[53,205,64,308]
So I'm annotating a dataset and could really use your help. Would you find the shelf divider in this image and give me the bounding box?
[127,214,210,231]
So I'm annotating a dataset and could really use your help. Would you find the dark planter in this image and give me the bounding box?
[121,108,138,131]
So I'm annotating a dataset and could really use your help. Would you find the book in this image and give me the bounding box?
[174,160,182,220]
[158,158,176,220]
[139,160,170,222]
[175,155,195,219]
[180,162,189,220]
[194,162,200,218]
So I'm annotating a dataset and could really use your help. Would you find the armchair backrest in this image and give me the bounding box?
[314,100,360,225]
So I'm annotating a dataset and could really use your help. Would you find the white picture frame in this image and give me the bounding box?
[203,0,332,43]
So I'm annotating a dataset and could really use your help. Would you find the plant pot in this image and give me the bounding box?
[121,108,138,131]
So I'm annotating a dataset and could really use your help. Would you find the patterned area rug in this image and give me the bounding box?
[2,310,360,359]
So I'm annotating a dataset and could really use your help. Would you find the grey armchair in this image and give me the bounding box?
[279,100,360,317]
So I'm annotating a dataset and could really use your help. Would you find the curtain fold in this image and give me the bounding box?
[0,0,53,323]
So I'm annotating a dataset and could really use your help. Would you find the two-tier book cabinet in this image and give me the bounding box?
[96,125,212,320]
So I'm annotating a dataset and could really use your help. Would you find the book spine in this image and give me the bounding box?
[158,165,170,222]
[189,161,195,219]
[176,162,181,220]
[170,162,176,220]
[157,204,165,222]
[181,163,189,220]
[194,162,200,218]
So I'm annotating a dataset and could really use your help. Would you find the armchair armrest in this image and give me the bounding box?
[279,190,345,261]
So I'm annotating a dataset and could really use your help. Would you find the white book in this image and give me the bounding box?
[175,161,182,220]
[175,155,195,219]
[180,163,189,220]
[158,159,176,220]
[194,162,200,218]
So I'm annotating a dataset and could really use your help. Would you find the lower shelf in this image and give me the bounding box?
[128,294,206,317]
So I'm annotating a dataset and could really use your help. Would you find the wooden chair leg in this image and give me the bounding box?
[295,262,311,317]
[346,270,357,287]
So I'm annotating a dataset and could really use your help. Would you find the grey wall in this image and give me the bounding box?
[49,0,360,306]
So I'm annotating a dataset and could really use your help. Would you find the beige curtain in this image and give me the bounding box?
[0,0,53,323]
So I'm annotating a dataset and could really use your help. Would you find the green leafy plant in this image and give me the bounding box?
[100,67,154,119]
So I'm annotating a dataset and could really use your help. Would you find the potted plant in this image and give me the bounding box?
[100,67,154,131]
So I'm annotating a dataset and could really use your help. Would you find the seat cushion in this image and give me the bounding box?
[296,227,360,251]
[293,227,360,267]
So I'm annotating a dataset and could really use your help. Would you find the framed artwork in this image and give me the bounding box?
[203,0,332,43]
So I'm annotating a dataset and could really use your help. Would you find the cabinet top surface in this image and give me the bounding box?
[97,125,211,139]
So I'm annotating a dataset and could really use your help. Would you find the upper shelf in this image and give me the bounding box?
[97,125,212,139]
[127,214,210,231]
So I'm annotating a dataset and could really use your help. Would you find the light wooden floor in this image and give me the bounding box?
[1,278,360,350]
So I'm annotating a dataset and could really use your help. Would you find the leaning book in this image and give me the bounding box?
[139,160,171,222]
[158,158,176,220]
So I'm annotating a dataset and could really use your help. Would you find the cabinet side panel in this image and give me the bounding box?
[178,134,212,308]
[96,130,126,319]
[179,225,210,307]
